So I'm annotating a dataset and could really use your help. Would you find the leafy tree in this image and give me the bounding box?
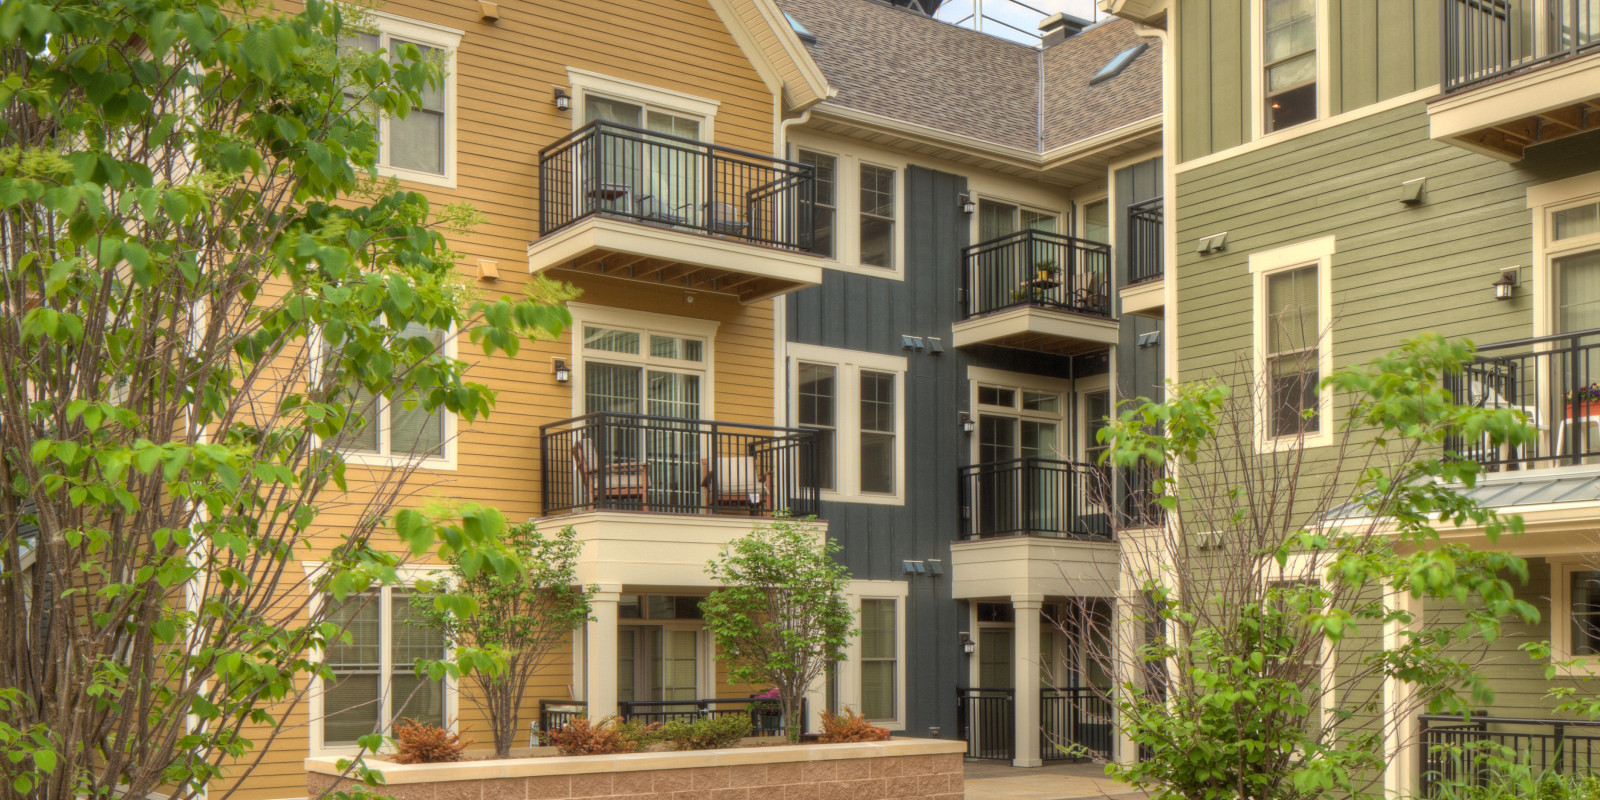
[415,521,595,758]
[702,514,853,742]
[1092,335,1539,800]
[0,2,570,800]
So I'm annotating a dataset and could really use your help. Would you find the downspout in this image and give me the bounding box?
[773,108,815,428]
[1036,49,1045,153]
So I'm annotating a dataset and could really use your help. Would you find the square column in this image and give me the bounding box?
[1013,595,1044,767]
[584,588,621,720]
[1384,589,1422,798]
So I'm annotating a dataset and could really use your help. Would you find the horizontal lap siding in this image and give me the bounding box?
[232,2,781,798]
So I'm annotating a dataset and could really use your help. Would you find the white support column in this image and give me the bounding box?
[1384,589,1423,799]
[585,587,621,720]
[1114,559,1141,767]
[1014,595,1044,767]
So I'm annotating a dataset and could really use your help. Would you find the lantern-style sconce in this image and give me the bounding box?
[958,193,976,215]
[552,357,571,383]
[1492,269,1518,301]
[958,411,975,434]
[553,87,571,112]
[960,633,976,655]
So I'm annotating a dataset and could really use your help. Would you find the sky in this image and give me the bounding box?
[932,0,1105,45]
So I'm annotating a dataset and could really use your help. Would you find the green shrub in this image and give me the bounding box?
[660,714,752,751]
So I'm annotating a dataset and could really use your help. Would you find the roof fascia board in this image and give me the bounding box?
[1039,115,1163,167]
[707,0,835,111]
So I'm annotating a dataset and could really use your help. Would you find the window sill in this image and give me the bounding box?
[344,451,457,471]
[820,489,905,506]
[1255,432,1332,454]
[378,164,456,190]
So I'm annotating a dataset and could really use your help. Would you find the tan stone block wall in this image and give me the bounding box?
[308,752,964,800]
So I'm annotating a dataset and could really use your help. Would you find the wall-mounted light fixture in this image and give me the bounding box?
[959,632,976,655]
[958,411,975,434]
[552,357,571,383]
[958,193,976,215]
[1493,269,1519,300]
[553,87,571,112]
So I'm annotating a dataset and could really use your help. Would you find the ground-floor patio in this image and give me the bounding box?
[963,761,1145,800]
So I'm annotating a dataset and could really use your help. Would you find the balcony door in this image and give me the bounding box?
[582,324,706,510]
[975,200,1058,312]
[617,627,700,708]
[585,95,703,225]
[975,385,1062,536]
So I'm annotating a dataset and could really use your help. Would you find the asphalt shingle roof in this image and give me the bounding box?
[776,0,1162,153]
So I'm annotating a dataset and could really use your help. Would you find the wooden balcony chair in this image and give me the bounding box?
[572,435,648,509]
[1071,271,1108,313]
[699,456,771,514]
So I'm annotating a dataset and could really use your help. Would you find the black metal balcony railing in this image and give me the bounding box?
[538,120,817,252]
[534,697,795,743]
[958,458,1115,541]
[1127,197,1164,285]
[1442,0,1600,92]
[961,230,1113,320]
[1041,687,1114,762]
[539,412,818,517]
[1420,715,1600,797]
[1445,328,1600,471]
[1120,462,1165,529]
[956,687,1016,761]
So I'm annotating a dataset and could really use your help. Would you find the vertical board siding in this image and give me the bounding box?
[1178,0,1252,163]
[1115,157,1168,404]
[221,1,784,797]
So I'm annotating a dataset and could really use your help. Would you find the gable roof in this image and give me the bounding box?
[709,0,836,111]
[775,0,1161,155]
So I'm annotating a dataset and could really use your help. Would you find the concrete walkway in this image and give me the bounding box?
[963,761,1147,800]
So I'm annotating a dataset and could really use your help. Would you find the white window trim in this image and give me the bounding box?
[788,343,908,505]
[1250,235,1336,452]
[1074,373,1112,464]
[567,302,720,419]
[968,193,1064,243]
[1549,558,1600,675]
[794,146,841,261]
[839,580,909,730]
[364,11,462,189]
[317,326,460,471]
[1530,171,1600,338]
[565,67,719,138]
[303,563,456,756]
[1074,193,1109,243]
[786,143,906,281]
[965,365,1075,463]
[1249,0,1332,141]
[856,159,903,274]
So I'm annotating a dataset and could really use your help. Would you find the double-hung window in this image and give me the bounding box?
[859,599,898,722]
[339,14,460,186]
[1251,237,1334,450]
[331,323,453,467]
[797,150,837,258]
[789,345,906,503]
[1262,0,1317,132]
[859,164,897,269]
[319,587,447,750]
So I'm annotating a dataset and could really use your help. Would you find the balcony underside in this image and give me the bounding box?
[1118,278,1164,320]
[526,215,823,303]
[544,510,829,589]
[1430,53,1600,160]
[951,305,1120,355]
[949,535,1119,600]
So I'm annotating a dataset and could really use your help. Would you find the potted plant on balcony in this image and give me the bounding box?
[1033,259,1060,283]
[1569,383,1600,418]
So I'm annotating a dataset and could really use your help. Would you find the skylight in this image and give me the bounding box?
[785,12,818,44]
[1090,42,1149,85]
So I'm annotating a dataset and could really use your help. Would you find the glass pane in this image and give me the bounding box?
[813,206,835,260]
[1082,200,1109,244]
[646,110,700,140]
[1022,391,1059,413]
[798,362,836,492]
[861,432,894,494]
[860,371,895,432]
[388,108,443,174]
[1267,81,1318,131]
[389,396,444,457]
[649,334,703,362]
[1558,250,1600,333]
[322,673,380,745]
[345,385,381,453]
[325,594,381,667]
[619,595,642,619]
[391,673,446,728]
[1573,571,1600,656]
[979,415,1017,463]
[586,95,643,126]
[584,326,641,355]
[649,629,698,702]
[674,596,704,619]
[861,600,896,659]
[585,362,641,415]
[1264,0,1315,61]
[861,661,896,720]
[1267,51,1317,92]
[646,371,700,419]
[860,165,895,217]
[860,371,895,494]
[978,386,1016,408]
[618,629,637,701]
[1267,266,1319,354]
[1555,204,1600,241]
[797,150,835,206]
[648,595,676,619]
[979,200,1018,242]
[978,629,1013,689]
[1021,421,1058,459]
[1268,352,1321,437]
[860,216,893,268]
[1021,209,1057,233]
[391,591,444,669]
[860,165,895,268]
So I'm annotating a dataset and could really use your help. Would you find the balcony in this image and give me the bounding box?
[950,458,1119,601]
[953,231,1119,355]
[1119,197,1165,320]
[1420,715,1600,797]
[1429,0,1600,160]
[530,121,824,302]
[1445,328,1600,471]
[538,412,822,587]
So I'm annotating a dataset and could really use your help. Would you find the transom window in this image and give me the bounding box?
[1263,0,1317,132]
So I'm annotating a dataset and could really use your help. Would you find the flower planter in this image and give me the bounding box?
[1568,400,1600,418]
[305,738,966,800]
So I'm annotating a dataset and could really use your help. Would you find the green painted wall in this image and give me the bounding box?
[1176,0,1251,163]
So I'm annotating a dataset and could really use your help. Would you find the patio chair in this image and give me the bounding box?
[572,434,648,509]
[699,456,771,513]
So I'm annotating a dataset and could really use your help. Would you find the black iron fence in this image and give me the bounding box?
[1041,687,1115,762]
[1120,462,1164,529]
[962,230,1113,320]
[534,697,795,743]
[1442,0,1599,92]
[540,412,818,517]
[539,120,817,252]
[1420,715,1600,797]
[1444,328,1600,471]
[958,457,1116,540]
[957,687,1016,761]
[1127,197,1164,285]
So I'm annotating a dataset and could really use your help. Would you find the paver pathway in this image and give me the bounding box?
[963,761,1148,800]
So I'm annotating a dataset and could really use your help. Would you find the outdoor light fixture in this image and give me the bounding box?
[959,411,975,434]
[553,87,571,112]
[960,633,976,655]
[552,357,571,383]
[959,193,976,215]
[1492,269,1518,300]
